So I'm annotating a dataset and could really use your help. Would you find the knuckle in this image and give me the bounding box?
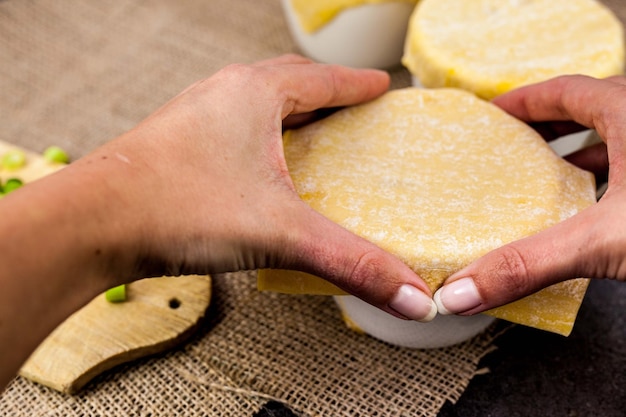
[344,250,384,295]
[489,244,536,296]
[185,63,262,100]
[214,63,258,85]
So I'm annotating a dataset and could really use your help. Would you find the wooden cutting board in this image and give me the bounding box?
[20,275,212,394]
[1,141,212,394]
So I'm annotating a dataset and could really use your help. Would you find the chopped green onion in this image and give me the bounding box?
[3,178,23,193]
[1,150,27,170]
[105,284,127,303]
[43,146,70,164]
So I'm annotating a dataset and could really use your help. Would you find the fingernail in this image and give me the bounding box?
[389,284,438,322]
[433,277,482,315]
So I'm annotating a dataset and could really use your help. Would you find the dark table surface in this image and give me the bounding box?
[437,278,626,417]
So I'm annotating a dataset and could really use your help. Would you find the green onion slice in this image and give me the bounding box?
[1,150,27,170]
[3,178,23,193]
[43,146,70,164]
[105,284,127,303]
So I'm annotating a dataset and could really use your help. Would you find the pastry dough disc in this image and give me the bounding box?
[259,88,596,336]
[402,0,625,99]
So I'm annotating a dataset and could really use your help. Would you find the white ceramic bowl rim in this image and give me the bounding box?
[335,295,496,349]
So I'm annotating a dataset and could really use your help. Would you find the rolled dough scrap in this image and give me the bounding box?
[402,0,624,99]
[258,87,597,336]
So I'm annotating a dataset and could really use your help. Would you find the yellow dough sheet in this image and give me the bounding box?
[259,88,597,336]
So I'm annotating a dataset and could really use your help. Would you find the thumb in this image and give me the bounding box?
[433,206,602,316]
[277,205,437,322]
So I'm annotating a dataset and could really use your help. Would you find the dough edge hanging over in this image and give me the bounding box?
[259,87,596,336]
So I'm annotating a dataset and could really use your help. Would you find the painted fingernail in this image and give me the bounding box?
[389,284,438,322]
[433,277,482,315]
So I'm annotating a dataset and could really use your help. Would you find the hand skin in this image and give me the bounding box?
[434,75,626,316]
[0,55,435,390]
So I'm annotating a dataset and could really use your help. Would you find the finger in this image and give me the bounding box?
[203,60,389,124]
[432,205,608,315]
[492,75,626,135]
[274,202,437,322]
[493,75,626,182]
[272,63,390,118]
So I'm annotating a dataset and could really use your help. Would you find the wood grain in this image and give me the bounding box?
[19,275,211,394]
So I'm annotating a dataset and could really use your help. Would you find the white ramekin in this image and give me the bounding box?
[281,0,416,69]
[335,295,496,349]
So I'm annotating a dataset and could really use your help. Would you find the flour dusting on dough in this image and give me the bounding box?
[280,88,596,336]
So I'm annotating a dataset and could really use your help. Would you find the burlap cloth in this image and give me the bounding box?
[0,1,623,416]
